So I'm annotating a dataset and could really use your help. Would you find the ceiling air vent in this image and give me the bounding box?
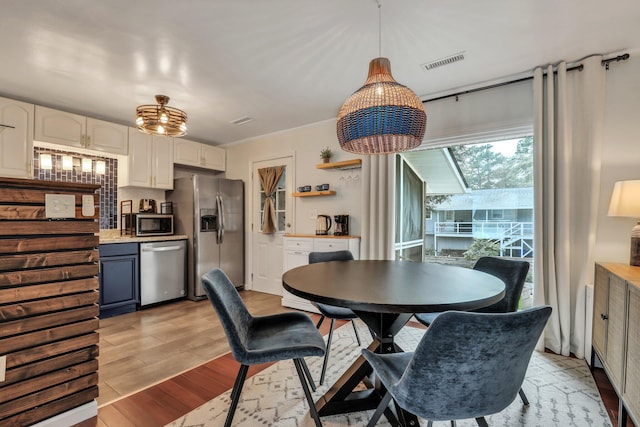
[230,116,254,125]
[421,52,465,71]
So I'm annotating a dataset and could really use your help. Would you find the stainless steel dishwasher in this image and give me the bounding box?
[140,240,187,306]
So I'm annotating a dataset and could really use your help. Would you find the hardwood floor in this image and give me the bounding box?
[77,291,633,427]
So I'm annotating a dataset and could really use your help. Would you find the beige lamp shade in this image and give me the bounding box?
[608,180,640,217]
[608,179,640,266]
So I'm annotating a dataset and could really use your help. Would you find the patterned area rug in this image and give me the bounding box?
[167,321,612,427]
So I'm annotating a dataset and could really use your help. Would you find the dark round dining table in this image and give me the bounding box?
[282,259,505,424]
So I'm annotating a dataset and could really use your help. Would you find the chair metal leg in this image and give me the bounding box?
[475,417,489,427]
[225,364,249,427]
[366,391,393,427]
[451,421,457,427]
[518,387,529,405]
[294,359,323,427]
[350,319,362,346]
[316,315,326,329]
[319,318,336,385]
[300,358,317,392]
[426,421,433,427]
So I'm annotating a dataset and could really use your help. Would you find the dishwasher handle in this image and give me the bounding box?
[141,245,184,252]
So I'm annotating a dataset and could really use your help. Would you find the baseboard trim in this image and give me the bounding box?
[32,400,97,427]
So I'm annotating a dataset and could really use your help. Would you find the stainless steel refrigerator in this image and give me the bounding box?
[167,175,244,300]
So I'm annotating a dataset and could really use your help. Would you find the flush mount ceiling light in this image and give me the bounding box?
[337,1,427,155]
[135,95,187,137]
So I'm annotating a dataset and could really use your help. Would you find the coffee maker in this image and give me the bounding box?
[334,215,349,236]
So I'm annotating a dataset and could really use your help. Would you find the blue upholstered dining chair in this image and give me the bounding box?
[308,250,362,385]
[414,256,531,404]
[202,268,325,427]
[363,306,552,427]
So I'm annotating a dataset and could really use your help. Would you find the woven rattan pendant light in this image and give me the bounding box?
[337,2,426,155]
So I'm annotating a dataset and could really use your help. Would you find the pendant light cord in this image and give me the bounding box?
[377,0,382,57]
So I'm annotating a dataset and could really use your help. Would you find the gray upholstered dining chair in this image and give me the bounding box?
[363,306,552,427]
[308,250,362,385]
[202,268,325,427]
[414,256,531,404]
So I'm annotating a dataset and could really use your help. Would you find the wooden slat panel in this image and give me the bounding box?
[1,346,98,387]
[0,386,98,427]
[0,360,98,403]
[0,188,99,205]
[0,373,98,420]
[0,235,99,255]
[0,205,99,220]
[0,319,99,354]
[0,278,98,304]
[0,177,100,192]
[0,177,100,426]
[0,220,98,236]
[0,292,98,320]
[0,305,99,337]
[0,249,98,271]
[0,264,99,287]
[7,333,99,369]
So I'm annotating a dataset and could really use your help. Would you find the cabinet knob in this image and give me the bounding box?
[600,313,609,320]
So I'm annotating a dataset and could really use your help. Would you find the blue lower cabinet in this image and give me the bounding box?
[99,243,139,318]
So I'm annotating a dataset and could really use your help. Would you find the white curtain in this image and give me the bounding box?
[532,56,606,358]
[360,155,395,260]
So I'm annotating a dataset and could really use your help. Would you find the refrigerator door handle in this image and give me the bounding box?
[218,195,225,243]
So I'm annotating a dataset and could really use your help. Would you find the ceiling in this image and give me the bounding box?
[1,1,639,146]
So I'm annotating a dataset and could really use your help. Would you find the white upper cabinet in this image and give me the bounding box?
[120,128,173,189]
[35,106,128,155]
[0,97,34,178]
[174,138,225,171]
[152,135,174,189]
[86,118,128,155]
[201,143,225,171]
[35,106,85,147]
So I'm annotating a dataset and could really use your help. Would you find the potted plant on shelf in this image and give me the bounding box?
[320,147,332,163]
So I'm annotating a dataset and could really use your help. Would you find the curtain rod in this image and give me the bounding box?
[422,53,629,104]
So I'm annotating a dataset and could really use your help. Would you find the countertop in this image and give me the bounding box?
[98,229,188,244]
[284,234,360,239]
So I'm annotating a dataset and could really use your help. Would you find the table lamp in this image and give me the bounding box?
[608,180,640,266]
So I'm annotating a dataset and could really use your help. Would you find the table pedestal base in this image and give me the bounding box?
[315,312,419,426]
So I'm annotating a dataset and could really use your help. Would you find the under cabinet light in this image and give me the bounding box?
[95,160,106,175]
[81,158,92,173]
[62,155,73,171]
[40,154,53,170]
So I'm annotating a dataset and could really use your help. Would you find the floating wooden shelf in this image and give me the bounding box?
[316,159,362,170]
[292,190,337,197]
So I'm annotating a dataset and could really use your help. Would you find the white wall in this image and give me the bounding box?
[594,53,640,263]
[224,119,363,237]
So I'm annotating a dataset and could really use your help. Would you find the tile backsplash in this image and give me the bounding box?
[34,149,118,229]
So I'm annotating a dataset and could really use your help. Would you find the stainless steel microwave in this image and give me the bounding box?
[135,214,174,236]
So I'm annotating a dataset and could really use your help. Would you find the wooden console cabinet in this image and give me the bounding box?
[593,262,640,427]
[0,178,100,425]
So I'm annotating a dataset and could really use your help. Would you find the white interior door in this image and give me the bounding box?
[251,156,293,295]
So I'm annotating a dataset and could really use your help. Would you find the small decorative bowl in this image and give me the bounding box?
[303,185,311,192]
[321,183,330,190]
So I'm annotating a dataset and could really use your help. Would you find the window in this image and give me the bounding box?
[491,209,504,220]
[258,168,287,232]
[444,210,454,221]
